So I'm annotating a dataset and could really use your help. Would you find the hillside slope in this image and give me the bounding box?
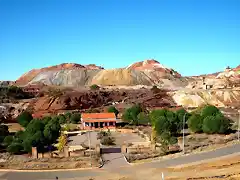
[16,60,186,88]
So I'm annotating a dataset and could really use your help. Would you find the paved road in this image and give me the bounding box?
[102,153,129,169]
[0,144,240,180]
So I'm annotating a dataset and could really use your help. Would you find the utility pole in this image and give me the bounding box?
[238,110,240,142]
[182,113,187,154]
[88,131,92,167]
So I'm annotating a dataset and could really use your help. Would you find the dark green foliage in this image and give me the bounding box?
[6,143,23,154]
[0,86,33,101]
[107,106,119,117]
[43,118,61,144]
[201,105,221,118]
[6,115,62,154]
[122,104,142,125]
[3,135,13,147]
[59,115,67,124]
[202,114,230,134]
[64,112,72,122]
[25,119,45,135]
[137,112,150,125]
[70,113,81,124]
[154,116,170,135]
[0,125,9,143]
[42,116,52,125]
[17,111,33,127]
[90,84,100,90]
[188,114,203,133]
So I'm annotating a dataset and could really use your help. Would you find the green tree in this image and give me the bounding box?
[122,104,142,125]
[188,114,203,133]
[17,111,33,127]
[202,114,230,134]
[107,106,119,117]
[70,113,81,124]
[43,118,61,144]
[201,105,221,118]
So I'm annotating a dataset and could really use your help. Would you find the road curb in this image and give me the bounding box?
[122,153,132,165]
[0,166,100,172]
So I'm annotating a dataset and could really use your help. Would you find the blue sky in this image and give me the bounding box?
[0,0,239,80]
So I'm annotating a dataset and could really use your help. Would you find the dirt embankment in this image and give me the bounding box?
[33,89,176,113]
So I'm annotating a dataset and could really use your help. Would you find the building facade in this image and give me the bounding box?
[81,113,116,130]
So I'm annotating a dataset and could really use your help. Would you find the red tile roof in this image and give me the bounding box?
[82,113,116,119]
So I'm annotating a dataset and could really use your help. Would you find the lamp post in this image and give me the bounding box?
[88,131,92,167]
[238,110,240,142]
[182,113,187,154]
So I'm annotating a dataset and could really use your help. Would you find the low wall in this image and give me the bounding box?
[126,147,152,153]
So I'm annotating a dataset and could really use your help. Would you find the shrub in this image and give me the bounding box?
[97,131,110,140]
[188,114,203,133]
[17,111,33,127]
[0,125,9,143]
[57,133,67,152]
[100,136,115,146]
[107,106,119,117]
[90,84,100,90]
[70,113,81,124]
[202,114,230,134]
[137,112,150,125]
[59,115,67,124]
[7,143,23,154]
[3,135,14,147]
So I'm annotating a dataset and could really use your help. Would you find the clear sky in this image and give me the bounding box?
[0,0,239,80]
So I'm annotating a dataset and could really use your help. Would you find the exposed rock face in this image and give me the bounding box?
[171,89,240,108]
[16,63,104,86]
[16,60,185,88]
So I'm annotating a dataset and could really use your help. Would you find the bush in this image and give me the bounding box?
[7,143,23,154]
[202,115,230,134]
[188,114,203,133]
[137,112,150,125]
[107,106,119,117]
[70,113,81,124]
[17,111,33,127]
[100,136,115,146]
[97,131,110,140]
[0,125,9,143]
[3,135,14,147]
[90,84,100,90]
[59,115,67,124]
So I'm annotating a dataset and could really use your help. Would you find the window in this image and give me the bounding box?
[109,122,113,126]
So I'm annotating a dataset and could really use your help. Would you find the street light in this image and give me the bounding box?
[182,113,187,154]
[238,110,240,142]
